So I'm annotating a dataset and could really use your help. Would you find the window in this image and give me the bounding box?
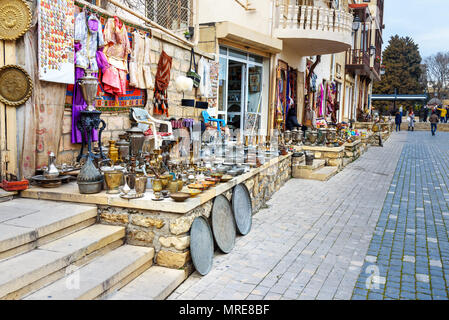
[146,0,193,30]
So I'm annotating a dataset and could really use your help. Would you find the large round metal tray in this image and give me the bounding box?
[232,183,253,236]
[190,216,214,276]
[211,195,236,254]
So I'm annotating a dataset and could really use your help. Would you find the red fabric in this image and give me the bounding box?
[153,51,172,116]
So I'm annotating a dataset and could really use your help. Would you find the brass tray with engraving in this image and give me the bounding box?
[0,65,33,106]
[0,0,32,40]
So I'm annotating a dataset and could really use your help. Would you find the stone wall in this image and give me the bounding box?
[57,35,218,165]
[98,155,292,270]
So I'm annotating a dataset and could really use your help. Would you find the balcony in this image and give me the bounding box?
[346,49,371,76]
[273,3,353,56]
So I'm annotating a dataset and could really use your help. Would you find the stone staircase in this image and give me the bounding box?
[0,199,157,300]
[292,159,338,182]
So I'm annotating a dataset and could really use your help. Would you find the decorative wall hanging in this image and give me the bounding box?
[38,0,75,84]
[0,0,31,40]
[0,64,33,106]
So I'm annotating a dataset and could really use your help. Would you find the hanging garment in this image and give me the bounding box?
[74,12,105,72]
[103,17,131,71]
[318,84,325,117]
[102,17,131,97]
[198,57,212,98]
[153,51,172,116]
[143,36,153,89]
[129,31,146,89]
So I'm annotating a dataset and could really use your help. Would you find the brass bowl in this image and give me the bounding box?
[187,189,201,197]
[170,192,190,202]
[220,175,233,182]
[188,183,206,191]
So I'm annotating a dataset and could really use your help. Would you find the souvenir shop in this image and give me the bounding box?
[1,0,295,276]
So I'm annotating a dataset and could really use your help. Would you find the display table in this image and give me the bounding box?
[20,154,292,270]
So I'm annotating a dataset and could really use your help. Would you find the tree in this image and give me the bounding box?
[424,52,449,99]
[373,35,425,113]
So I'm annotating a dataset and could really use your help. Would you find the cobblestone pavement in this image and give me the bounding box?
[352,132,449,300]
[169,132,412,300]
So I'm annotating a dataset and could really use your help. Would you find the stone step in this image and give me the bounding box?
[296,159,325,171]
[0,190,16,203]
[0,224,125,299]
[310,166,339,182]
[292,159,326,179]
[0,200,97,260]
[105,266,186,300]
[24,245,154,300]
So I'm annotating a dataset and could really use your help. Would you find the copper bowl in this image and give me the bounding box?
[205,177,220,184]
[201,180,215,189]
[210,172,224,179]
[170,192,190,202]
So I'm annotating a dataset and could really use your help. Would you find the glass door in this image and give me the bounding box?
[227,61,246,130]
[245,63,263,135]
[218,46,264,136]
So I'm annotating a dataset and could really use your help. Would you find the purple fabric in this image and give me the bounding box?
[88,18,99,32]
[96,50,109,73]
[71,67,99,144]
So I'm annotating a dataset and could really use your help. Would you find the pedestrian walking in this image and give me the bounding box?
[407,109,415,131]
[429,111,439,136]
[423,105,429,122]
[439,106,447,123]
[445,106,449,123]
[395,111,402,132]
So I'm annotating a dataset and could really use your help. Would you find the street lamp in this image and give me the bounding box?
[369,45,376,56]
[352,15,361,32]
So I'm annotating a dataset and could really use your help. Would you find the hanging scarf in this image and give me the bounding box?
[153,51,172,116]
[318,84,324,117]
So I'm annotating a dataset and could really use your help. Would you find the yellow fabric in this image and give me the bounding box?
[441,108,447,117]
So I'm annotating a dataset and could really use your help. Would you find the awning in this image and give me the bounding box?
[215,21,283,54]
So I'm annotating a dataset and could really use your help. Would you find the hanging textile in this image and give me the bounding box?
[198,57,212,98]
[102,17,131,97]
[21,16,66,178]
[153,50,172,116]
[65,7,146,112]
[129,30,146,89]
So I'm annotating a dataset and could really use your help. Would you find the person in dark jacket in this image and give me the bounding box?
[395,111,402,132]
[429,111,439,136]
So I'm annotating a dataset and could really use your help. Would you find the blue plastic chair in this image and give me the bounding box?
[202,111,226,133]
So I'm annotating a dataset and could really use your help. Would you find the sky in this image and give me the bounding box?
[383,0,449,59]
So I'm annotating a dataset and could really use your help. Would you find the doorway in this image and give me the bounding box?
[218,46,264,136]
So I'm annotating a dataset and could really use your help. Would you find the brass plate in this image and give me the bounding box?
[0,65,33,106]
[0,0,32,40]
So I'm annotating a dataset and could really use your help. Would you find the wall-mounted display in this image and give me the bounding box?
[38,0,75,84]
[0,0,31,40]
